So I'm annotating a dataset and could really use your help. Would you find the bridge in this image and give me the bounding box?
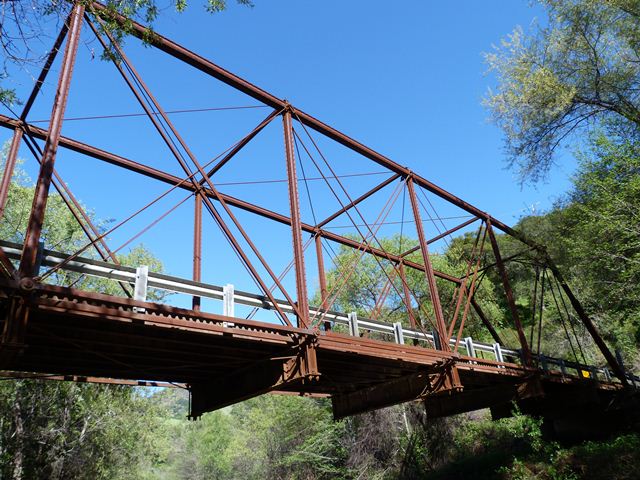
[0,3,638,431]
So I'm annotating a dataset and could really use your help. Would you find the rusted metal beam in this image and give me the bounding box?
[0,246,17,278]
[318,229,461,284]
[546,260,628,385]
[406,177,448,350]
[201,108,281,180]
[401,216,479,258]
[87,16,298,325]
[316,173,401,228]
[398,262,418,331]
[0,116,462,286]
[470,297,505,346]
[314,234,331,331]
[89,1,528,242]
[486,221,532,366]
[20,19,71,121]
[19,3,85,277]
[19,132,132,296]
[332,365,461,419]
[190,338,318,417]
[192,193,202,311]
[283,108,310,328]
[0,128,23,220]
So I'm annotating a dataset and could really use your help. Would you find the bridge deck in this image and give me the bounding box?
[0,279,627,420]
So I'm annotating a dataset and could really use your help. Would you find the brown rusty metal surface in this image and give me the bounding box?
[0,279,626,418]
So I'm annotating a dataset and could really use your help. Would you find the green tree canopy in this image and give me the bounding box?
[485,0,640,182]
[0,147,170,479]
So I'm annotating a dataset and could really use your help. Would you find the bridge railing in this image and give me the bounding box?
[2,240,636,386]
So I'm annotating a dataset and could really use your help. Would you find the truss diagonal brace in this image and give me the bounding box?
[0,116,463,286]
[88,0,525,241]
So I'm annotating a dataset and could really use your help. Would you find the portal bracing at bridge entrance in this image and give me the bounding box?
[0,2,638,425]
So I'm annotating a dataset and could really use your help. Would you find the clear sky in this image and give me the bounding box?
[2,1,574,318]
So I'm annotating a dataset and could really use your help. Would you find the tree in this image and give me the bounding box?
[0,0,253,105]
[0,380,165,480]
[0,149,169,479]
[485,0,640,182]
[514,132,640,364]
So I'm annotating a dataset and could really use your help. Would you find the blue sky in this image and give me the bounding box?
[2,1,574,318]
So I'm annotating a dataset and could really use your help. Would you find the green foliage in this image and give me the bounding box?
[145,391,354,480]
[0,152,168,300]
[485,0,640,182]
[500,132,640,365]
[0,151,169,479]
[0,380,165,480]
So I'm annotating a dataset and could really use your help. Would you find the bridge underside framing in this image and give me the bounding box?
[0,2,636,421]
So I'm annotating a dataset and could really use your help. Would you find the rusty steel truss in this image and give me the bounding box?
[0,3,637,421]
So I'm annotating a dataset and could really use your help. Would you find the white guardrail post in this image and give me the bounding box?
[133,265,148,313]
[223,284,235,327]
[393,322,404,345]
[559,359,567,377]
[348,312,359,337]
[492,342,504,368]
[223,284,235,317]
[2,241,631,384]
[464,337,476,358]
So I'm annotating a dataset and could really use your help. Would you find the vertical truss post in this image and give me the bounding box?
[406,176,448,351]
[18,3,84,278]
[192,193,202,311]
[314,233,330,331]
[0,128,23,220]
[283,108,309,328]
[486,221,532,367]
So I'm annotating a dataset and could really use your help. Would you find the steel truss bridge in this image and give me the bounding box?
[0,3,638,429]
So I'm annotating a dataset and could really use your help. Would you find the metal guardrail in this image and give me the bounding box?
[2,240,636,385]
